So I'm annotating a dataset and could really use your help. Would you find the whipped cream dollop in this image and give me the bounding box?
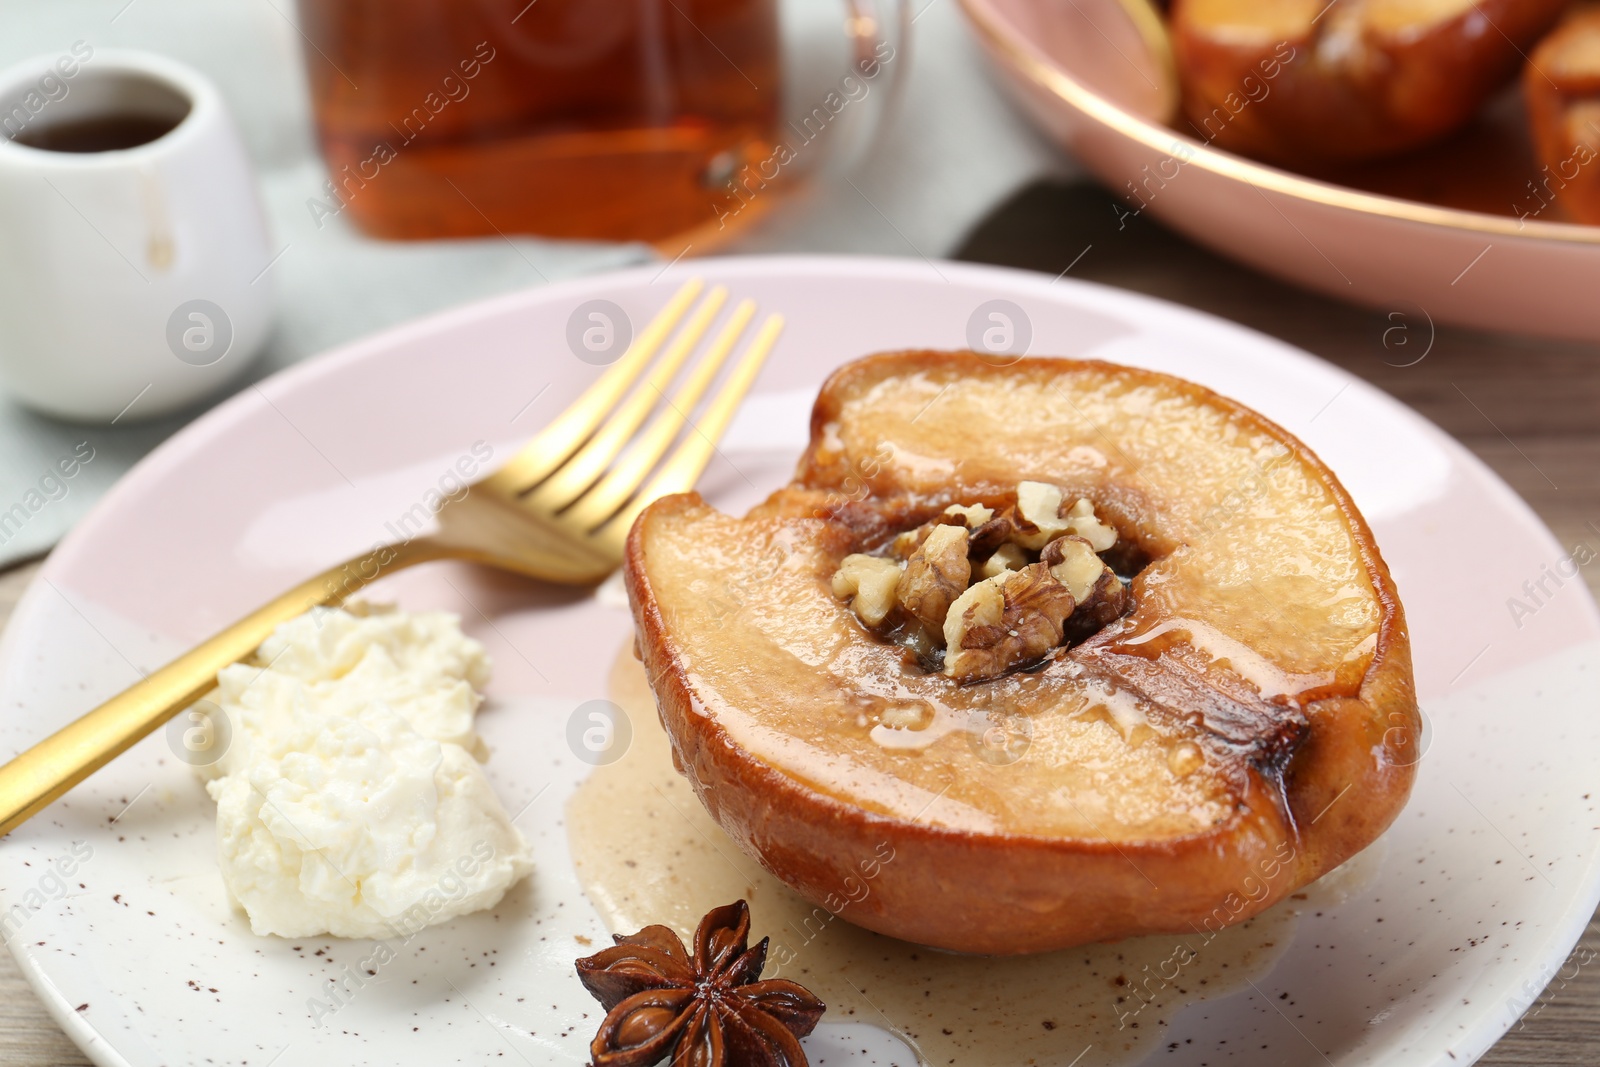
[200,606,533,939]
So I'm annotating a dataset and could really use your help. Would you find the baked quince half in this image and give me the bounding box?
[1171,0,1569,164]
[1525,4,1600,225]
[625,352,1417,955]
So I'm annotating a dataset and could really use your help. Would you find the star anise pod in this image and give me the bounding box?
[575,900,826,1067]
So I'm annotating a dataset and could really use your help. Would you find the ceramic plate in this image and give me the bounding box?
[958,0,1600,343]
[1,256,1597,1067]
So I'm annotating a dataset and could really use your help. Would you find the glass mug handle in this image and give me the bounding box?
[831,0,912,173]
[706,0,909,243]
[766,0,912,179]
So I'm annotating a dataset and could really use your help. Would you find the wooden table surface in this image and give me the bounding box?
[0,179,1596,1064]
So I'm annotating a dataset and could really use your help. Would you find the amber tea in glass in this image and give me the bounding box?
[296,0,783,247]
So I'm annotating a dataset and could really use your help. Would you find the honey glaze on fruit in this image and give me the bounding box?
[625,353,1415,954]
[567,650,1303,1067]
[647,470,1377,843]
[654,363,1385,844]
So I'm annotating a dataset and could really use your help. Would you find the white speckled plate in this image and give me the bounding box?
[1,257,1596,1067]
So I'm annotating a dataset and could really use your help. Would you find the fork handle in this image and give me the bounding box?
[0,537,448,838]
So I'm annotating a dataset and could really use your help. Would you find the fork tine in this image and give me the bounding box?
[484,278,703,496]
[562,299,757,531]
[593,312,783,553]
[529,286,729,511]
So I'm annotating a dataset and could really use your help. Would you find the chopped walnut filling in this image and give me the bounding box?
[943,502,994,526]
[1042,534,1103,602]
[897,523,970,631]
[1013,481,1118,551]
[967,518,1014,556]
[830,483,1133,681]
[1045,535,1132,644]
[978,542,1027,580]
[944,564,1076,681]
[1012,481,1072,550]
[831,553,902,627]
[1063,497,1118,552]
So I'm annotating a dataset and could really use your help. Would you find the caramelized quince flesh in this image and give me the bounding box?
[1172,0,1569,163]
[1180,0,1478,39]
[1525,6,1600,225]
[642,362,1383,845]
[1539,7,1600,89]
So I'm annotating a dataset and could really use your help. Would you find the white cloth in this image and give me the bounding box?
[0,0,1071,566]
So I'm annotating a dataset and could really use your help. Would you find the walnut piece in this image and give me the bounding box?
[1014,481,1118,552]
[1064,497,1117,552]
[979,542,1028,580]
[943,503,994,527]
[831,485,1129,679]
[897,524,971,631]
[945,564,1077,682]
[831,553,902,627]
[1042,535,1104,602]
[1072,566,1132,634]
[889,527,924,559]
[1045,535,1131,638]
[889,502,993,561]
[967,514,1015,555]
[942,575,1005,650]
[1012,481,1070,550]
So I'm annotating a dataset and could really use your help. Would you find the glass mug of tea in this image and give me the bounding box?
[294,0,909,249]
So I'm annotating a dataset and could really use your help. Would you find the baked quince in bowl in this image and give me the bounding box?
[1171,0,1569,165]
[624,351,1417,955]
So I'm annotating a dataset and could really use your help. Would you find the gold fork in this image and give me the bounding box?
[0,278,780,837]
